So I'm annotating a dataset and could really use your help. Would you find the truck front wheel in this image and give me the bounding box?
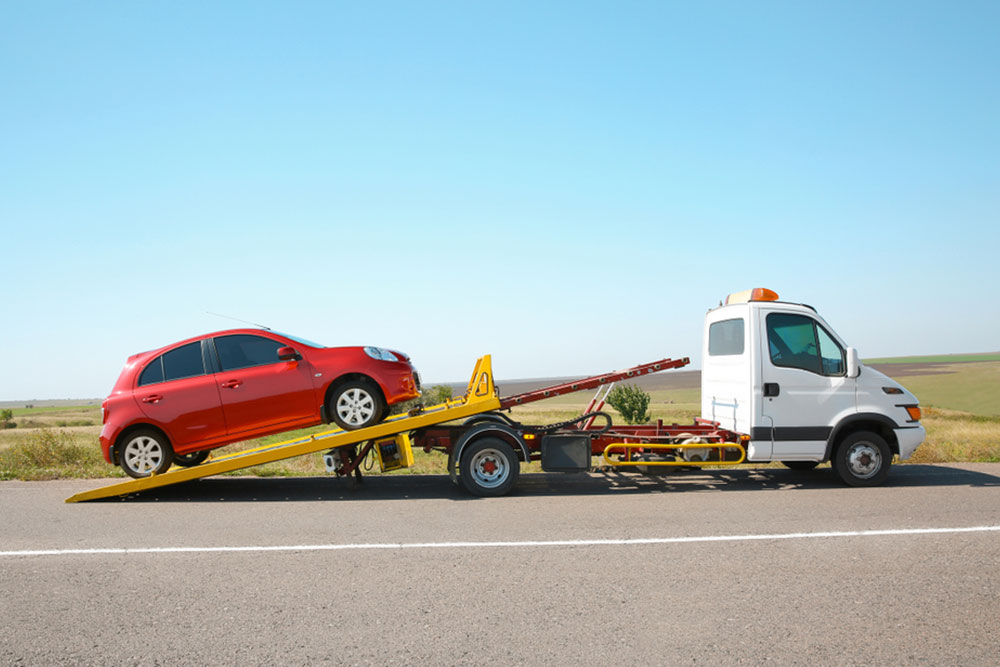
[833,431,891,487]
[459,438,519,497]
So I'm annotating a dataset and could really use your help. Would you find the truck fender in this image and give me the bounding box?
[824,413,901,461]
[451,422,531,477]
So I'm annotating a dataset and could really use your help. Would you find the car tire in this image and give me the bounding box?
[174,450,210,467]
[781,460,820,471]
[329,379,385,431]
[459,437,519,497]
[833,430,892,487]
[118,429,174,479]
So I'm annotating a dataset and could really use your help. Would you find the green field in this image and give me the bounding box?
[864,352,1000,364]
[1,356,998,480]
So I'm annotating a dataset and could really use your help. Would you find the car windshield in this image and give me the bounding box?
[273,331,325,348]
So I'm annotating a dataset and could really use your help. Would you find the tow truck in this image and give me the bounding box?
[67,288,925,502]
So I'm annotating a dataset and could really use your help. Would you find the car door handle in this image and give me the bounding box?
[142,394,164,404]
[763,383,780,397]
[221,380,242,389]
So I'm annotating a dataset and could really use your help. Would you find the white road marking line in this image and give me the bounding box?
[2,525,999,558]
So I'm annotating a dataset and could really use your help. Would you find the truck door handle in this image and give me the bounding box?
[763,383,780,397]
[221,380,242,389]
[142,394,164,404]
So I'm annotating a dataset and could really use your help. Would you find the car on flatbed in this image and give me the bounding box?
[100,329,420,478]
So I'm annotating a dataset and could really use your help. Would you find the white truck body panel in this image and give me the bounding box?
[702,298,926,463]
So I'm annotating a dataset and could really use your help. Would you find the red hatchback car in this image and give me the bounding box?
[100,329,421,478]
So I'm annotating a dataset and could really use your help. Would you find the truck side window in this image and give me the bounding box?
[766,313,845,377]
[709,318,745,355]
[817,326,846,375]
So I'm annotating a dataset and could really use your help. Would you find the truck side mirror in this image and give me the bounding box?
[846,347,860,378]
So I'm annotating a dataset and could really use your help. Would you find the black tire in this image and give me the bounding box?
[636,452,676,476]
[118,429,174,479]
[174,450,210,467]
[833,430,892,487]
[329,379,385,431]
[459,437,519,497]
[781,460,820,471]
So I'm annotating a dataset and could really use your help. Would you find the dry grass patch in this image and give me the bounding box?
[909,407,1000,463]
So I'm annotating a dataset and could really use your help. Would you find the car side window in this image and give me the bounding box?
[766,313,845,377]
[138,357,164,386]
[214,335,284,371]
[162,342,206,382]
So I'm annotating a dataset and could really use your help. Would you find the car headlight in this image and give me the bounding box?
[364,346,399,362]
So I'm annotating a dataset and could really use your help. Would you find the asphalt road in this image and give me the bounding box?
[2,463,999,666]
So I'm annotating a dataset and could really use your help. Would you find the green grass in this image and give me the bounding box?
[891,362,1000,417]
[864,352,1000,364]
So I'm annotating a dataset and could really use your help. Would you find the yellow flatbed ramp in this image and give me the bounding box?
[67,355,500,503]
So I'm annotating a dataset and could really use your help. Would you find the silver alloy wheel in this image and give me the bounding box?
[336,387,376,427]
[123,435,165,475]
[846,441,881,479]
[469,448,509,489]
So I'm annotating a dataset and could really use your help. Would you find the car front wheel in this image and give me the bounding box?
[118,430,174,478]
[174,450,210,467]
[329,379,385,431]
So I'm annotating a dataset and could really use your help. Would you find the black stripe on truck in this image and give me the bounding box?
[751,426,833,441]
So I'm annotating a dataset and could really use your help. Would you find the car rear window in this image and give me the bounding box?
[162,342,206,382]
[138,358,164,386]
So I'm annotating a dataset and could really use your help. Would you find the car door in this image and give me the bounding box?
[134,340,228,448]
[758,310,856,458]
[211,333,319,435]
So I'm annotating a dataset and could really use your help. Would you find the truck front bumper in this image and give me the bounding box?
[895,425,926,460]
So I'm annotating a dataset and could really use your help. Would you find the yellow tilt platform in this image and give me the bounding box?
[66,355,501,503]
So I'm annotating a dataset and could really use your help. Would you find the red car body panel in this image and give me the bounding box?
[99,329,420,464]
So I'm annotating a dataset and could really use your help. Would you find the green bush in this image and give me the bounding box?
[605,384,651,425]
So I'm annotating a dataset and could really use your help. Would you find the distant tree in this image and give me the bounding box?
[0,409,14,429]
[605,384,651,425]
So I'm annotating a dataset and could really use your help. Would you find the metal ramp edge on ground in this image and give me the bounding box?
[66,355,501,503]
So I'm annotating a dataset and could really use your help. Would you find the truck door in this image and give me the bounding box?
[757,310,855,459]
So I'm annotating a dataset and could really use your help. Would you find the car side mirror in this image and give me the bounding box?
[846,347,860,378]
[277,346,300,362]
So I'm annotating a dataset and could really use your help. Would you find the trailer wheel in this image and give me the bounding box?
[833,431,891,487]
[174,450,210,467]
[459,438,519,497]
[329,379,385,431]
[781,461,819,471]
[118,429,174,479]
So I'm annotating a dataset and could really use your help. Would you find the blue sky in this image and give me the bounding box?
[2,1,998,400]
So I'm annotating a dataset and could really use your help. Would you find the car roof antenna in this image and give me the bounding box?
[205,312,271,330]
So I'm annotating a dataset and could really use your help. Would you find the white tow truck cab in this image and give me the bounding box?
[701,288,926,486]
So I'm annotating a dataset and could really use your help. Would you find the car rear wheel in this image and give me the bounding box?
[174,450,210,467]
[118,430,174,478]
[329,379,385,431]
